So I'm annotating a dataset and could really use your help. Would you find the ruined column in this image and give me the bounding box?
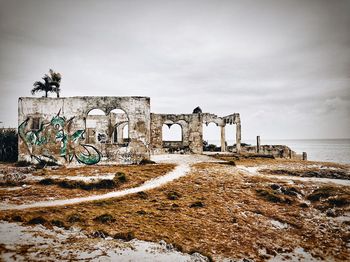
[117,123,126,144]
[302,152,307,161]
[256,136,260,153]
[220,125,226,152]
[236,122,241,153]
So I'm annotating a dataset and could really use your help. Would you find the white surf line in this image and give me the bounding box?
[237,165,350,186]
[0,162,191,211]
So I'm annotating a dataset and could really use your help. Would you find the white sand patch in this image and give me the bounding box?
[270,219,288,229]
[0,221,209,261]
[268,247,322,261]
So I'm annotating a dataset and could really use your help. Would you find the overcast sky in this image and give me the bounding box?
[0,0,349,140]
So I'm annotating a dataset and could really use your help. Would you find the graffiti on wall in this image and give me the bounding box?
[19,111,101,165]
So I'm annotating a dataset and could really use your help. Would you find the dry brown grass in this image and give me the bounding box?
[215,154,350,169]
[0,164,175,205]
[1,161,349,261]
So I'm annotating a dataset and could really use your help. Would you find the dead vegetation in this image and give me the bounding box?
[38,173,126,191]
[261,168,349,180]
[215,154,350,169]
[1,161,349,261]
[0,164,175,205]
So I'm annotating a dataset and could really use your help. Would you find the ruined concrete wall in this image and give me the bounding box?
[241,145,301,159]
[18,96,150,165]
[202,113,241,153]
[150,113,203,154]
[86,112,128,145]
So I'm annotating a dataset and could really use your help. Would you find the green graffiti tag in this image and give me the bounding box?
[19,111,101,165]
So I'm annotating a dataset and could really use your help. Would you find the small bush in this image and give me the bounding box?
[51,220,65,228]
[136,210,146,215]
[114,172,127,183]
[190,201,205,208]
[11,215,23,222]
[299,203,309,208]
[203,143,221,152]
[81,179,116,190]
[256,189,293,204]
[0,181,22,187]
[27,216,46,225]
[327,197,349,207]
[139,159,156,165]
[91,230,109,238]
[167,191,181,200]
[58,180,81,189]
[307,187,335,202]
[270,184,300,197]
[226,160,236,166]
[270,184,280,190]
[256,189,282,203]
[93,214,116,224]
[114,231,135,241]
[67,214,81,223]
[38,178,55,185]
[56,179,118,190]
[137,191,148,199]
[281,187,298,197]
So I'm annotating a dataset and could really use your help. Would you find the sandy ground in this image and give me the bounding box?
[0,221,209,261]
[0,154,349,261]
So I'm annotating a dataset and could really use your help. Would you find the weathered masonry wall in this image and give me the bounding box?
[18,97,150,165]
[150,113,203,154]
[202,113,241,153]
[18,96,243,165]
[150,112,242,154]
[241,145,303,160]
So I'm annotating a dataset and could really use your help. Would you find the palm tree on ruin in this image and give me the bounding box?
[31,69,62,98]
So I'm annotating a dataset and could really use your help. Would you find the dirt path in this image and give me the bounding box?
[0,154,218,211]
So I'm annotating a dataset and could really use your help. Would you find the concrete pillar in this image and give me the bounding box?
[220,125,226,152]
[302,152,307,161]
[256,136,260,153]
[236,122,241,153]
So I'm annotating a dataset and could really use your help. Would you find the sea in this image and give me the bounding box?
[205,139,350,164]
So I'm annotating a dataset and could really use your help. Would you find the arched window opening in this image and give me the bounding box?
[225,124,236,148]
[86,108,107,144]
[86,108,106,128]
[162,123,182,142]
[202,122,221,151]
[123,124,129,140]
[87,109,106,115]
[110,108,129,146]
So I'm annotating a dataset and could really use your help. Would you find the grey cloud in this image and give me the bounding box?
[0,0,349,139]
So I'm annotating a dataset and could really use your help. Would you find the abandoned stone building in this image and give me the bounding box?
[18,96,243,165]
